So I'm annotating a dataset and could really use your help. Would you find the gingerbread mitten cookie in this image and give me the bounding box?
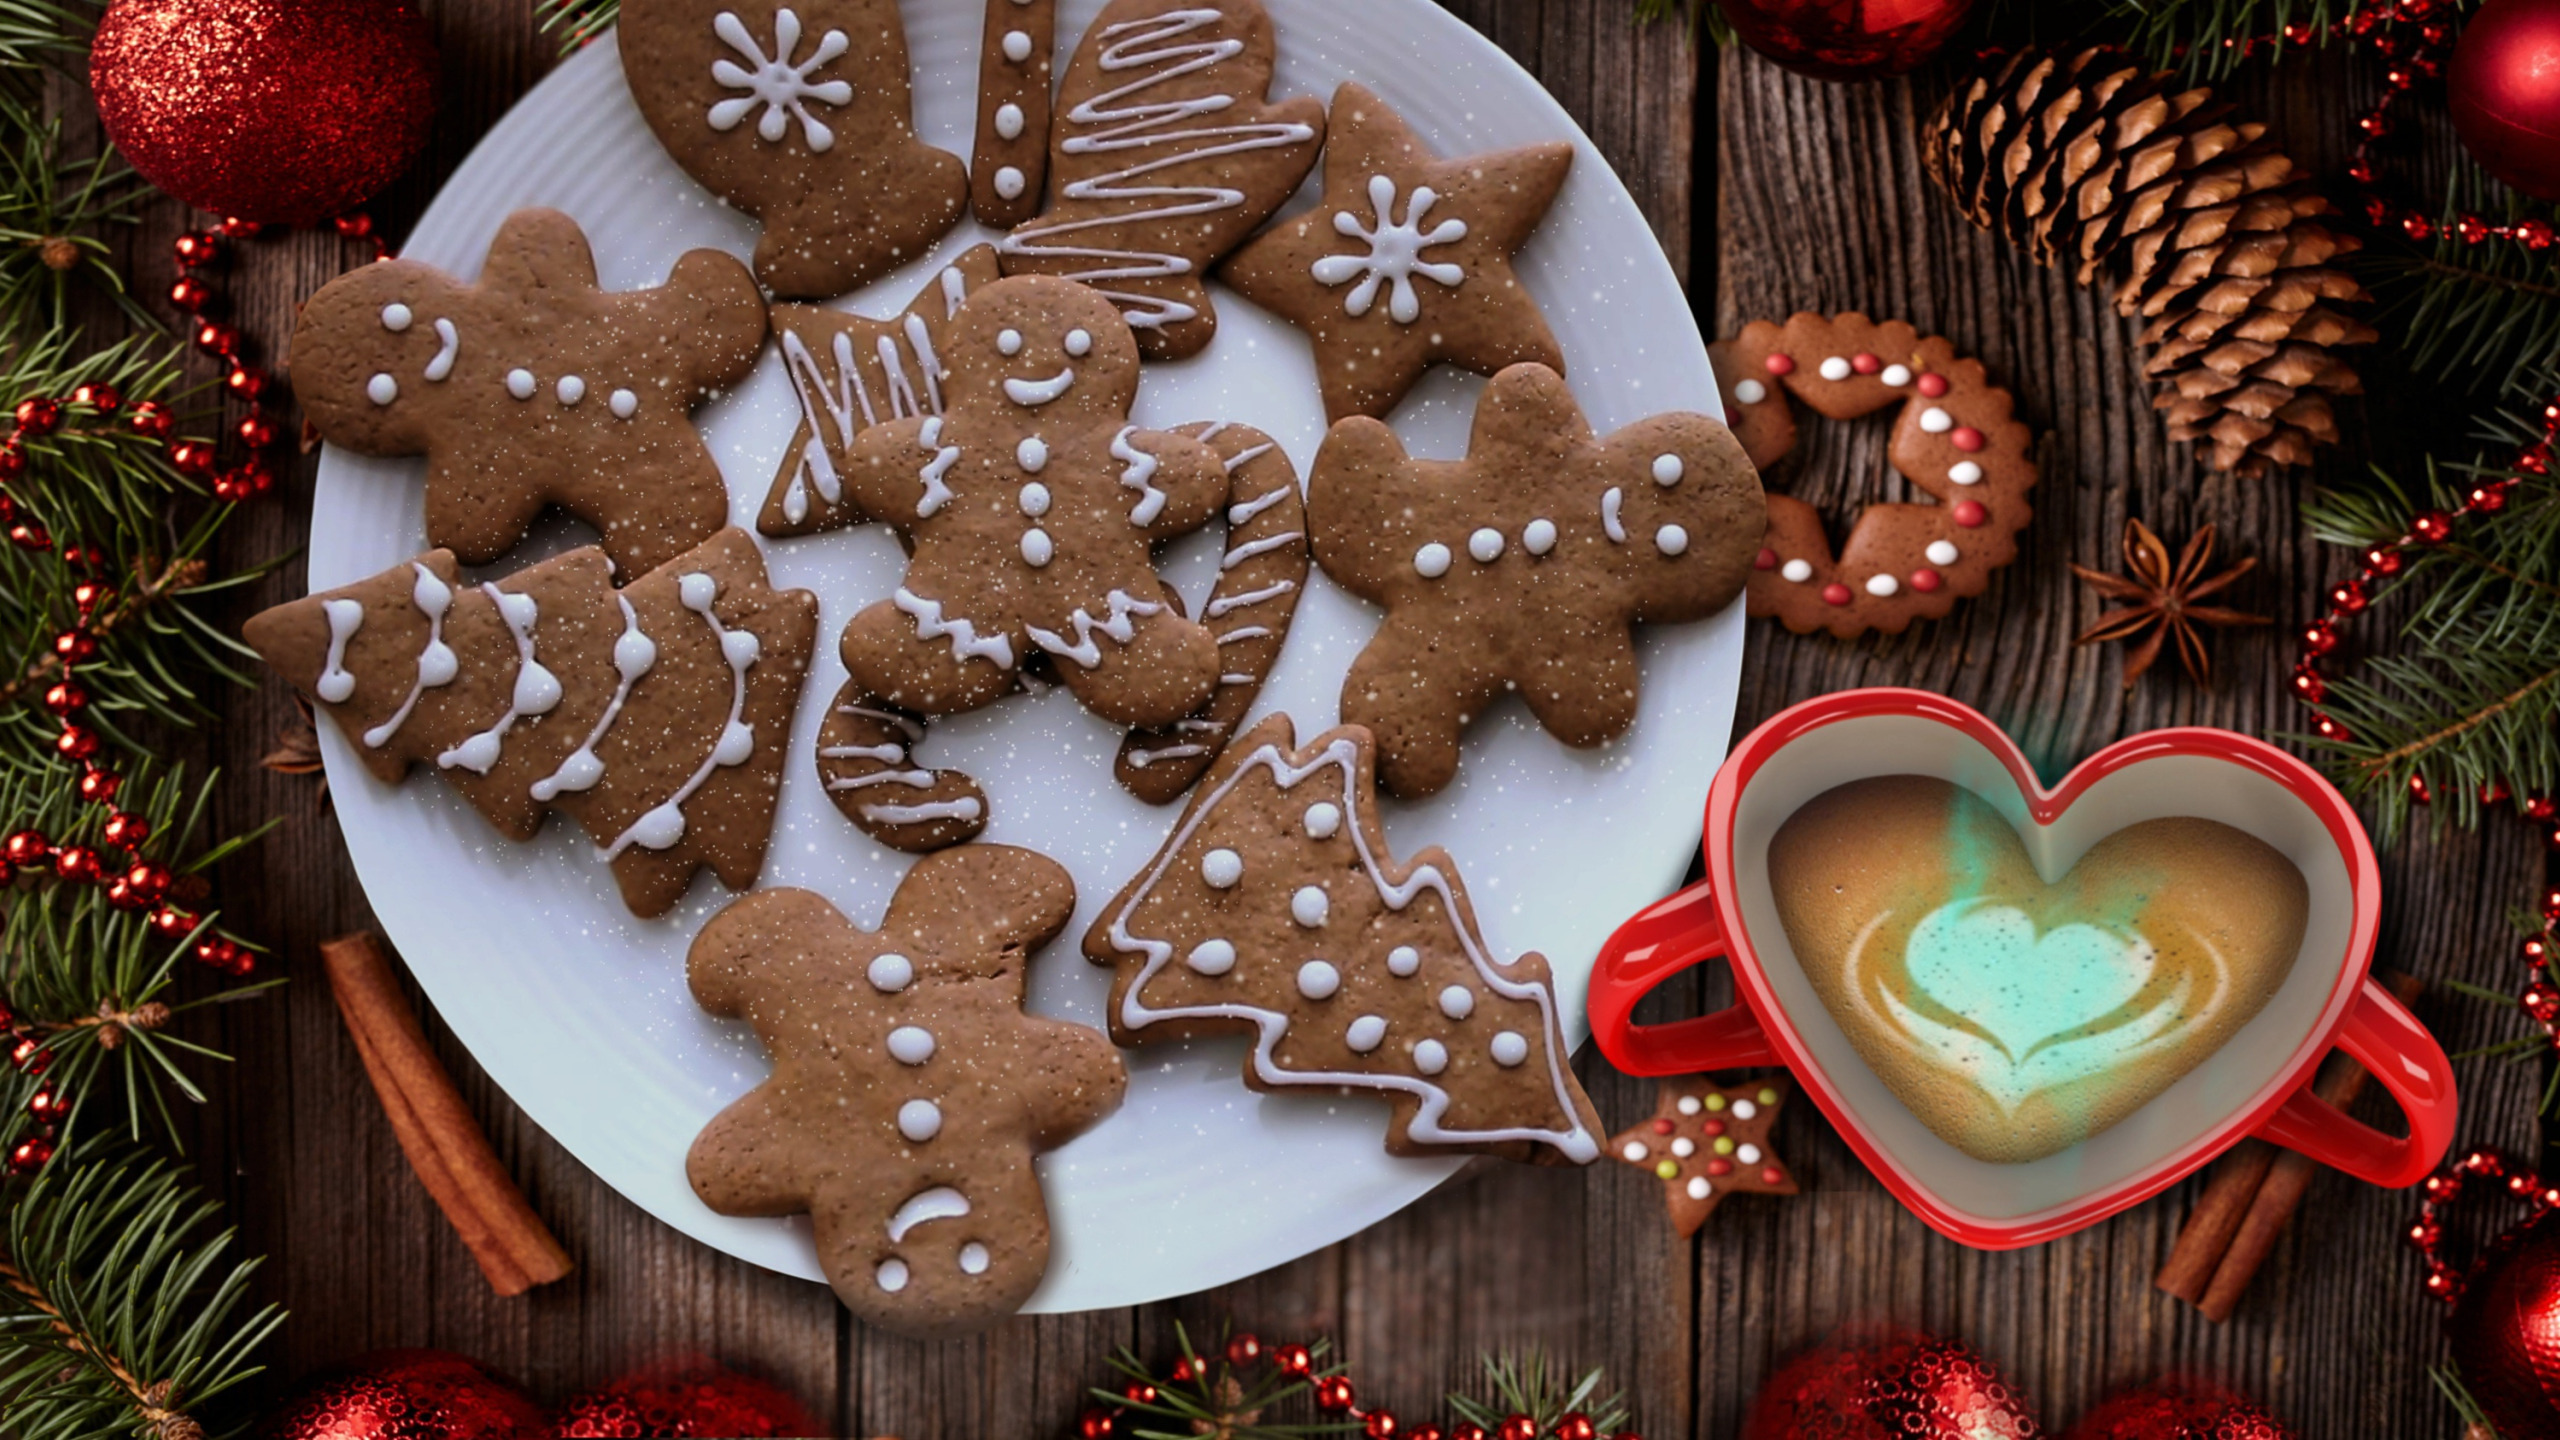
[1086,715,1603,1165]
[686,848,1125,1337]
[291,208,765,577]
[998,0,1325,361]
[620,0,967,299]
[1310,363,1764,799]
[1220,82,1573,422]
[760,245,1004,537]
[245,529,817,917]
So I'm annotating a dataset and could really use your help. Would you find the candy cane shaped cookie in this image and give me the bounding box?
[814,685,991,853]
[973,0,1056,226]
[1116,422,1307,802]
[1709,312,2038,640]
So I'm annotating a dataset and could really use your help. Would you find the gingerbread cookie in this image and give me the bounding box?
[1309,362,1763,800]
[290,208,766,578]
[997,0,1326,361]
[971,0,1056,227]
[620,0,968,300]
[759,244,1004,537]
[1708,313,2038,640]
[686,847,1125,1337]
[1086,715,1602,1164]
[1220,82,1573,422]
[1609,1077,1797,1237]
[244,529,818,918]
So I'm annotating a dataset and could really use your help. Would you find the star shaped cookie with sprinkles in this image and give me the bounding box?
[1609,1076,1797,1236]
[1219,82,1574,423]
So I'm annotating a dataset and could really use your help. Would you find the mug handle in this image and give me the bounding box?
[2250,974,2456,1189]
[1588,878,1780,1075]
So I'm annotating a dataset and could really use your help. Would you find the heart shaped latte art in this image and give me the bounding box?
[1768,775,2308,1164]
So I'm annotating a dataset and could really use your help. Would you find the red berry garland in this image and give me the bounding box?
[1077,1334,1645,1440]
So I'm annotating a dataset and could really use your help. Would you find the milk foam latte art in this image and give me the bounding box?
[1769,775,2310,1164]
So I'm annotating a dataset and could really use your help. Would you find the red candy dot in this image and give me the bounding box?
[1916,372,1949,397]
[1950,426,1985,452]
[1753,547,1778,570]
[1707,1158,1734,1176]
[1910,568,1943,592]
[1701,1118,1726,1137]
[1763,353,1796,377]
[1952,501,1987,528]
[1761,1166,1785,1185]
[1652,1118,1674,1135]
[1851,352,1881,374]
[1820,583,1853,606]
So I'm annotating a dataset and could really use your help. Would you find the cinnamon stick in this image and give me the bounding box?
[322,932,573,1296]
[2154,1140,2280,1304]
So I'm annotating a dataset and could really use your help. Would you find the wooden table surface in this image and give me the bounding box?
[138,3,2550,1436]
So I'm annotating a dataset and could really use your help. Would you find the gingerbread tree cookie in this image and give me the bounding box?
[1709,312,2038,639]
[759,244,1004,538]
[1220,82,1573,422]
[997,0,1326,361]
[687,848,1125,1337]
[1310,362,1764,800]
[619,0,968,300]
[243,529,817,918]
[1085,715,1604,1165]
[291,208,766,578]
[1609,1077,1797,1236]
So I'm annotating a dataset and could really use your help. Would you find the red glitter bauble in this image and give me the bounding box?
[1743,1328,2041,1439]
[259,1350,546,1440]
[1713,0,1977,82]
[89,0,439,225]
[2449,0,2560,201]
[2061,1381,2294,1440]
[552,1363,817,1439]
[2447,1211,2560,1440]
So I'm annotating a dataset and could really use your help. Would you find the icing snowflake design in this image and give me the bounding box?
[707,9,854,152]
[1309,175,1470,324]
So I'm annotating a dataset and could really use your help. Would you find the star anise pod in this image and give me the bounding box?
[2070,518,2270,687]
[261,694,330,810]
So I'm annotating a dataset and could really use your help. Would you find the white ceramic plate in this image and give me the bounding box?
[308,0,1740,1311]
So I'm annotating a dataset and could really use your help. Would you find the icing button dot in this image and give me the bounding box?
[1290,884,1329,928]
[1345,1015,1388,1052]
[1387,945,1421,977]
[1865,574,1900,598]
[366,373,398,406]
[1523,519,1558,555]
[1953,500,1988,528]
[995,102,1025,139]
[1821,582,1854,606]
[897,1099,942,1142]
[1655,524,1689,557]
[887,1026,936,1066]
[1850,352,1881,374]
[1001,27,1033,60]
[1911,568,1944,593]
[1201,848,1243,888]
[994,166,1026,200]
[1951,425,1986,452]
[959,1243,991,1275]
[1780,559,1813,583]
[1818,356,1852,381]
[1296,960,1341,1000]
[556,375,586,405]
[1919,406,1952,434]
[1019,481,1052,516]
[506,368,537,400]
[1064,328,1091,357]
[1763,353,1796,376]
[610,388,638,419]
[1303,802,1341,838]
[1413,542,1452,578]
[877,1258,910,1293]
[1880,363,1913,387]
[1016,436,1048,472]
[1020,528,1054,567]
[1413,1039,1449,1075]
[379,303,413,332]
[1438,985,1475,1020]
[1186,939,1237,976]
[1926,540,1960,565]
[997,328,1023,356]
[867,953,914,993]
[1468,527,1504,563]
[1652,453,1684,485]
[1489,1031,1529,1067]
[1733,378,1768,404]
[1949,460,1984,485]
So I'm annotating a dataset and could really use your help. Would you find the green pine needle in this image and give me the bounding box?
[536,0,620,56]
[1097,1324,1356,1440]
[2435,1361,2499,1437]
[1447,1353,1633,1435]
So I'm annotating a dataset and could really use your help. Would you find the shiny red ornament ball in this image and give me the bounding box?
[2448,0,2560,201]
[552,1362,816,1439]
[1714,0,1977,81]
[2447,1210,2560,1440]
[2060,1381,2293,1440]
[1494,1418,1537,1440]
[259,1351,546,1440]
[1743,1328,2041,1439]
[90,0,439,226]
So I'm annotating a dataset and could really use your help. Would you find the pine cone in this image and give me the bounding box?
[1921,46,2373,477]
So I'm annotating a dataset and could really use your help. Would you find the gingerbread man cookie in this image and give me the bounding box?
[1309,363,1764,800]
[1709,313,2038,639]
[1220,82,1573,422]
[1086,714,1603,1164]
[970,0,1056,227]
[290,208,767,578]
[620,0,968,300]
[759,244,1004,537]
[686,847,1126,1337]
[997,0,1326,362]
[244,529,818,918]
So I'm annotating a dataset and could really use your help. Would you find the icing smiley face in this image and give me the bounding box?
[943,280,1140,421]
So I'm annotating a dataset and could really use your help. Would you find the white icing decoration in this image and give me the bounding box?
[913,415,959,518]
[886,1185,968,1241]
[1216,626,1271,644]
[778,306,964,524]
[602,573,759,858]
[361,564,461,749]
[366,373,398,406]
[424,318,457,381]
[1016,435,1049,473]
[995,8,1321,333]
[1027,588,1161,669]
[1468,527,1504,564]
[1308,174,1467,323]
[1203,580,1294,618]
[868,953,914,992]
[438,586,562,775]
[1652,453,1684,486]
[1387,945,1420,977]
[1296,960,1341,999]
[1866,574,1900,598]
[708,9,853,152]
[1950,460,1984,485]
[1303,802,1341,838]
[826,768,934,792]
[1524,519,1558,555]
[1186,939,1236,975]
[506,368,536,400]
[1439,985,1475,1019]
[1882,363,1913,387]
[1490,1031,1529,1067]
[1655,524,1689,557]
[997,328,1024,356]
[1732,378,1767,404]
[1601,487,1626,543]
[863,798,985,826]
[1780,559,1813,583]
[1019,481,1052,516]
[1676,1095,1701,1115]
[1346,1015,1387,1052]
[995,166,1027,199]
[1065,328,1093,357]
[887,1025,936,1065]
[876,1258,910,1292]
[316,600,363,704]
[532,595,654,802]
[1732,1099,1758,1120]
[1290,885,1329,928]
[960,1242,991,1274]
[1738,1143,1763,1164]
[555,374,586,406]
[1112,426,1167,524]
[1001,27,1033,60]
[1671,1137,1696,1158]
[1004,367,1076,406]
[1819,356,1851,381]
[380,303,412,331]
[1228,486,1292,525]
[1412,1039,1449,1076]
[897,1098,942,1141]
[1622,1140,1648,1162]
[1687,1176,1710,1200]
[1222,532,1300,569]
[609,388,637,418]
[995,102,1026,139]
[1926,540,1960,565]
[896,586,1015,668]
[1920,406,1953,434]
[1201,848,1243,888]
[1414,542,1451,578]
[1020,528,1054,567]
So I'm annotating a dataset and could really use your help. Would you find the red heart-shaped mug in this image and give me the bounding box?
[1588,688,2455,1249]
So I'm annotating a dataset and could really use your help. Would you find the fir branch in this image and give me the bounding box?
[2434,1362,2499,1438]
[0,90,147,336]
[536,0,620,55]
[0,0,90,74]
[1446,1354,1632,1435]
[2367,175,2560,391]
[2101,0,2362,77]
[1099,1325,1354,1440]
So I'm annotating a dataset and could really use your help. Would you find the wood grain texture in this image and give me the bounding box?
[130,3,2526,1436]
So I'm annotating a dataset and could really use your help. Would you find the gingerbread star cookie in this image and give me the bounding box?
[290,208,767,578]
[759,244,1005,537]
[686,847,1126,1338]
[1220,82,1573,422]
[1309,362,1765,799]
[1609,1077,1797,1236]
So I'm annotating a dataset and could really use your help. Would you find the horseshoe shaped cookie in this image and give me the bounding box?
[1709,313,2037,639]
